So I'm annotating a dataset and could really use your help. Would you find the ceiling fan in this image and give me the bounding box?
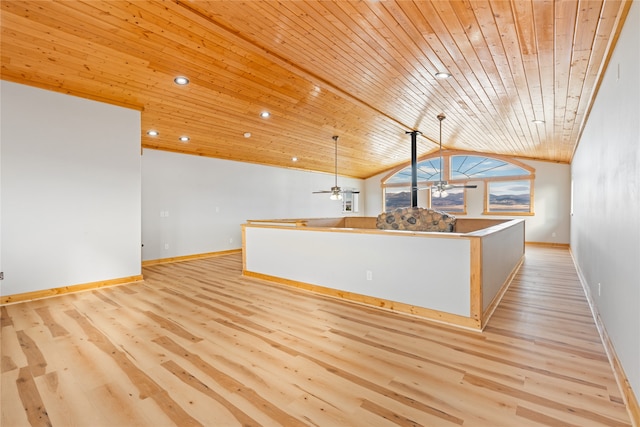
[313,135,359,200]
[431,113,477,198]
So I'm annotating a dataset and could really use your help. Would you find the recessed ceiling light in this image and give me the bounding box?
[260,111,270,118]
[435,71,452,79]
[532,119,545,124]
[147,130,159,136]
[292,157,298,162]
[243,132,252,138]
[179,136,190,142]
[174,76,189,85]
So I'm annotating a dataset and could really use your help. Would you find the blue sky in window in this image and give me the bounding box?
[451,156,529,179]
[386,155,529,184]
[489,180,530,195]
[386,158,442,183]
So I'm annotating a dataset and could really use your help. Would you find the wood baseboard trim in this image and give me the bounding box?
[0,274,144,305]
[142,249,242,266]
[525,241,570,248]
[243,270,482,330]
[570,249,640,426]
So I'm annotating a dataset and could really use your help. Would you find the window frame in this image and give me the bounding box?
[483,177,535,216]
[381,150,535,215]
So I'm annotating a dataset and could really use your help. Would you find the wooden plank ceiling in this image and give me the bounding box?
[0,1,631,179]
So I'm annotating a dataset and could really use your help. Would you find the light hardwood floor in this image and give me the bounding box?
[1,245,633,426]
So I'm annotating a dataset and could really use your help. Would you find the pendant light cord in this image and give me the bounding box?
[333,135,339,187]
[437,114,445,184]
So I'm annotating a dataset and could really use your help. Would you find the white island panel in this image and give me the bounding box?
[244,227,471,316]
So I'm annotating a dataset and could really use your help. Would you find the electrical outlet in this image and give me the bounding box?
[366,270,373,281]
[598,282,601,296]
[164,243,169,250]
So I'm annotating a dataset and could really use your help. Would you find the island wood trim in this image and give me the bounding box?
[242,222,469,239]
[469,237,483,327]
[462,218,525,237]
[246,217,523,236]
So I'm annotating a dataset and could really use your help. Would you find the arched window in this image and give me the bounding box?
[381,151,535,215]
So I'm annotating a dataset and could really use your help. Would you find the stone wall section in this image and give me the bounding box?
[376,207,456,232]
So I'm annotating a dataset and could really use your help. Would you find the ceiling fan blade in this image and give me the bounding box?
[314,190,359,194]
[449,184,478,189]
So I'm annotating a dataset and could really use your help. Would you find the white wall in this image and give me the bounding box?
[571,0,640,403]
[1,81,141,296]
[141,149,363,261]
[364,158,571,244]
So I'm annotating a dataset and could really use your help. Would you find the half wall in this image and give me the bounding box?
[242,218,524,329]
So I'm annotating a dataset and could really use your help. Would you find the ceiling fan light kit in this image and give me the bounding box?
[329,186,343,200]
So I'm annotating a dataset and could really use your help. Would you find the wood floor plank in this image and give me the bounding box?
[0,246,633,426]
[2,370,31,426]
[83,381,172,426]
[161,359,264,425]
[515,405,584,427]
[1,305,14,328]
[34,306,69,338]
[153,334,308,426]
[2,328,27,372]
[16,331,48,377]
[63,308,203,426]
[464,373,629,426]
[16,367,51,427]
[35,370,107,427]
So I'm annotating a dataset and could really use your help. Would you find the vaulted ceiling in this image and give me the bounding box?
[1,1,631,179]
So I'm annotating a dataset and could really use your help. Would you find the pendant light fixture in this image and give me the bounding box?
[432,113,448,198]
